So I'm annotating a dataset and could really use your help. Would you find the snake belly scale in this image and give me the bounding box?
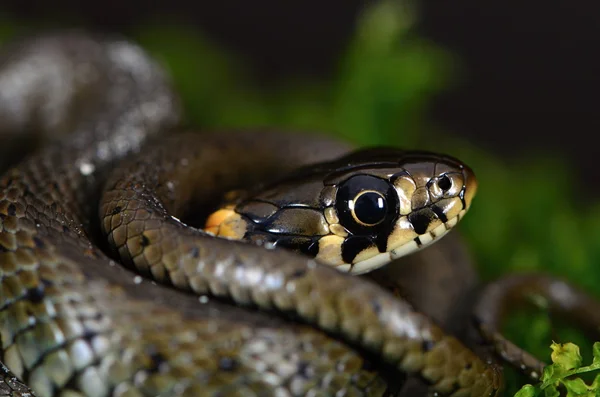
[0,33,501,396]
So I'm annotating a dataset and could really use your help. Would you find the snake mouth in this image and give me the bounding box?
[340,209,467,275]
[389,209,466,259]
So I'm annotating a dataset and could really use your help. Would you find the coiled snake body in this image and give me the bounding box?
[0,32,592,397]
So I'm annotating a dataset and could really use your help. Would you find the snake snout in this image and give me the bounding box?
[382,156,478,266]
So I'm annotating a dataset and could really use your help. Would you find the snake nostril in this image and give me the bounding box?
[438,175,452,191]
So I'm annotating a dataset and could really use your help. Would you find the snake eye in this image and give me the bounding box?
[437,175,452,192]
[351,190,387,226]
[335,174,399,236]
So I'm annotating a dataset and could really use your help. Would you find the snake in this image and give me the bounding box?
[0,31,593,397]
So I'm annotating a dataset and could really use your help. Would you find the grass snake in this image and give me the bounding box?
[0,31,594,397]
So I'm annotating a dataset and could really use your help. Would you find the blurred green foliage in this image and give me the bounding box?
[2,1,599,395]
[134,1,450,148]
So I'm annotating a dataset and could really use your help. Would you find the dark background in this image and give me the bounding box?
[2,0,597,180]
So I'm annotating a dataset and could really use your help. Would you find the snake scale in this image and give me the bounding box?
[0,31,597,397]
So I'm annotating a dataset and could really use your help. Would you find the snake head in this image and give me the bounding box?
[206,148,477,275]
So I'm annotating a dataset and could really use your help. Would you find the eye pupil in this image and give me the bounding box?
[438,175,451,191]
[353,191,387,225]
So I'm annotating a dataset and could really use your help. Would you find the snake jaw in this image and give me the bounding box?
[345,209,467,274]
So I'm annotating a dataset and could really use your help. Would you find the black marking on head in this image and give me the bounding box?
[408,211,433,235]
[431,205,448,223]
[0,245,7,253]
[218,357,238,371]
[111,206,122,215]
[415,237,422,247]
[7,204,16,216]
[459,187,467,208]
[341,236,375,264]
[62,225,70,233]
[374,231,390,253]
[305,240,319,257]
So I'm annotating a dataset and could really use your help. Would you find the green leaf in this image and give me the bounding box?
[542,364,555,382]
[522,343,600,397]
[564,378,591,396]
[515,384,540,397]
[593,342,600,365]
[551,342,583,371]
[544,384,560,397]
